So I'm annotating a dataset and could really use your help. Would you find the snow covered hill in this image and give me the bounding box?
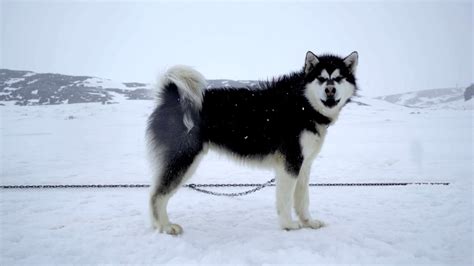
[376,86,473,110]
[0,69,258,106]
[0,69,150,105]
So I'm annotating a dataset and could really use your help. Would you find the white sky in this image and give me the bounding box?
[1,0,472,97]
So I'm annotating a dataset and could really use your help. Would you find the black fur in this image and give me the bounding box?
[201,71,331,176]
[305,54,357,84]
[147,83,203,194]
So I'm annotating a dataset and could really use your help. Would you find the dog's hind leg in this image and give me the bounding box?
[149,149,203,235]
[148,65,207,235]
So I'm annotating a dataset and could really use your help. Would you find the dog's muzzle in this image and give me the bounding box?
[322,86,340,108]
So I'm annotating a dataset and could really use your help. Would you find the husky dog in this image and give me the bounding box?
[147,51,358,235]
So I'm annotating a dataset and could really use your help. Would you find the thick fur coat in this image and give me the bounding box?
[147,51,358,234]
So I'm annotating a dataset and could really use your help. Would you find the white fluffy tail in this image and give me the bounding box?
[159,65,207,109]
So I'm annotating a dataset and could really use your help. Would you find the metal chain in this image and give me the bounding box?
[184,178,276,197]
[0,184,150,189]
[0,179,449,198]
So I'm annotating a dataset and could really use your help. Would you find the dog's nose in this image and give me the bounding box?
[325,87,336,97]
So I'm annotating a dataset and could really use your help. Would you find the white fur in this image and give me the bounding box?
[156,65,206,133]
[320,69,330,79]
[182,114,194,132]
[330,69,340,79]
[294,164,324,229]
[300,127,327,161]
[158,65,207,109]
[293,128,327,228]
[276,167,300,230]
[293,163,311,222]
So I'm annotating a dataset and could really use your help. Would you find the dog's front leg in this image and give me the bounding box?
[294,164,325,229]
[276,169,301,230]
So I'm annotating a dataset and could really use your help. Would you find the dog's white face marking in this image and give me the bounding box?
[305,68,356,118]
[320,69,329,79]
[330,69,340,79]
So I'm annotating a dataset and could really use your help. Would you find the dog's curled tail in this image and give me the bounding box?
[159,65,206,110]
[153,65,206,133]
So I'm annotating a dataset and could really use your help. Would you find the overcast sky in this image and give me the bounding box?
[1,0,472,97]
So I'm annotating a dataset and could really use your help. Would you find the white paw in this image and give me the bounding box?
[158,223,183,235]
[301,219,325,229]
[280,221,302,231]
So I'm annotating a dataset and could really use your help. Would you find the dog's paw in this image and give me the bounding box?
[301,219,325,229]
[158,223,183,235]
[280,221,302,231]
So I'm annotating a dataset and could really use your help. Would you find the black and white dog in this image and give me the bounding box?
[147,51,358,235]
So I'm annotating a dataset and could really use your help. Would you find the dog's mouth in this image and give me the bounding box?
[321,97,340,108]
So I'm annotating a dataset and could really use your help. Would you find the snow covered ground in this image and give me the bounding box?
[1,97,472,264]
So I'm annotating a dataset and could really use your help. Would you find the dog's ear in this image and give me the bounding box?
[343,51,358,74]
[305,51,319,74]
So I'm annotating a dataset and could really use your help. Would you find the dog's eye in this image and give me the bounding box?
[317,77,327,83]
[334,76,343,82]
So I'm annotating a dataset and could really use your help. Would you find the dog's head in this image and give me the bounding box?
[303,51,358,116]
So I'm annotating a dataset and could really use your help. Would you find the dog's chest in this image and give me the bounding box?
[299,124,327,161]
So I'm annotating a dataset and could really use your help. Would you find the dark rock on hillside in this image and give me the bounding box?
[464,84,473,101]
[1,69,112,105]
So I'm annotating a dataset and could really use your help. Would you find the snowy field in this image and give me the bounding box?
[1,97,472,264]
